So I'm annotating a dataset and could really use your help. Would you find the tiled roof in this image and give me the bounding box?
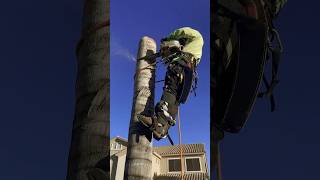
[111,136,128,145]
[110,137,206,156]
[153,144,205,156]
[154,172,209,180]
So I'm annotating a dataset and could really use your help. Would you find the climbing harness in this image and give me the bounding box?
[214,0,284,133]
[212,0,285,179]
[257,6,284,111]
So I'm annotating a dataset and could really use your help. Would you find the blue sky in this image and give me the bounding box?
[110,0,211,167]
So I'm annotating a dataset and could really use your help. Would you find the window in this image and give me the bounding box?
[111,143,120,150]
[186,158,201,172]
[168,159,181,172]
[114,143,120,150]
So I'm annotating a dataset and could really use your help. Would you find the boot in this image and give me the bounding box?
[137,100,176,140]
[137,114,171,140]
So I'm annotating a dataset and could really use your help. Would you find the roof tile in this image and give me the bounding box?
[153,144,205,156]
[154,172,209,180]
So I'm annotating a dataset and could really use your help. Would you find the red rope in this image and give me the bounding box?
[178,108,184,180]
[216,142,222,180]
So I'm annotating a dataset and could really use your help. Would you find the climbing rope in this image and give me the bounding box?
[213,141,223,180]
[216,142,222,180]
[133,61,158,80]
[212,127,223,180]
[177,107,184,180]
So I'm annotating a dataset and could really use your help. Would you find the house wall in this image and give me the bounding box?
[152,154,161,176]
[111,150,162,180]
[160,154,207,174]
[110,138,127,156]
[201,154,208,174]
[110,138,208,179]
[115,154,126,180]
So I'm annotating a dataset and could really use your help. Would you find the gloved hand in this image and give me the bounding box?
[160,46,180,58]
[160,40,183,59]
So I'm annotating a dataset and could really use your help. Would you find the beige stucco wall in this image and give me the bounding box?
[110,149,126,180]
[201,154,208,174]
[110,137,127,156]
[160,154,207,174]
[152,153,161,176]
[110,138,208,179]
[115,154,126,180]
[111,150,162,180]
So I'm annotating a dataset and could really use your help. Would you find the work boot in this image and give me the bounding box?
[137,114,171,140]
[137,101,176,140]
[137,114,153,127]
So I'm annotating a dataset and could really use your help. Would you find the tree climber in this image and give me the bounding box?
[212,0,287,142]
[138,27,204,140]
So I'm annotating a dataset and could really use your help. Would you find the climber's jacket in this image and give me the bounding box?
[161,27,204,65]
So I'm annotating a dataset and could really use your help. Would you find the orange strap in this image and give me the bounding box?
[216,142,222,180]
[178,108,184,180]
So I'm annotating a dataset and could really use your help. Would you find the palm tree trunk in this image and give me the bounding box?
[124,37,157,180]
[66,0,109,180]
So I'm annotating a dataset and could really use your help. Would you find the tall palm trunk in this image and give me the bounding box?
[124,37,157,180]
[66,0,109,179]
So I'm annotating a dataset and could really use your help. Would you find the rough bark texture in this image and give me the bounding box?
[124,37,157,180]
[66,0,109,180]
